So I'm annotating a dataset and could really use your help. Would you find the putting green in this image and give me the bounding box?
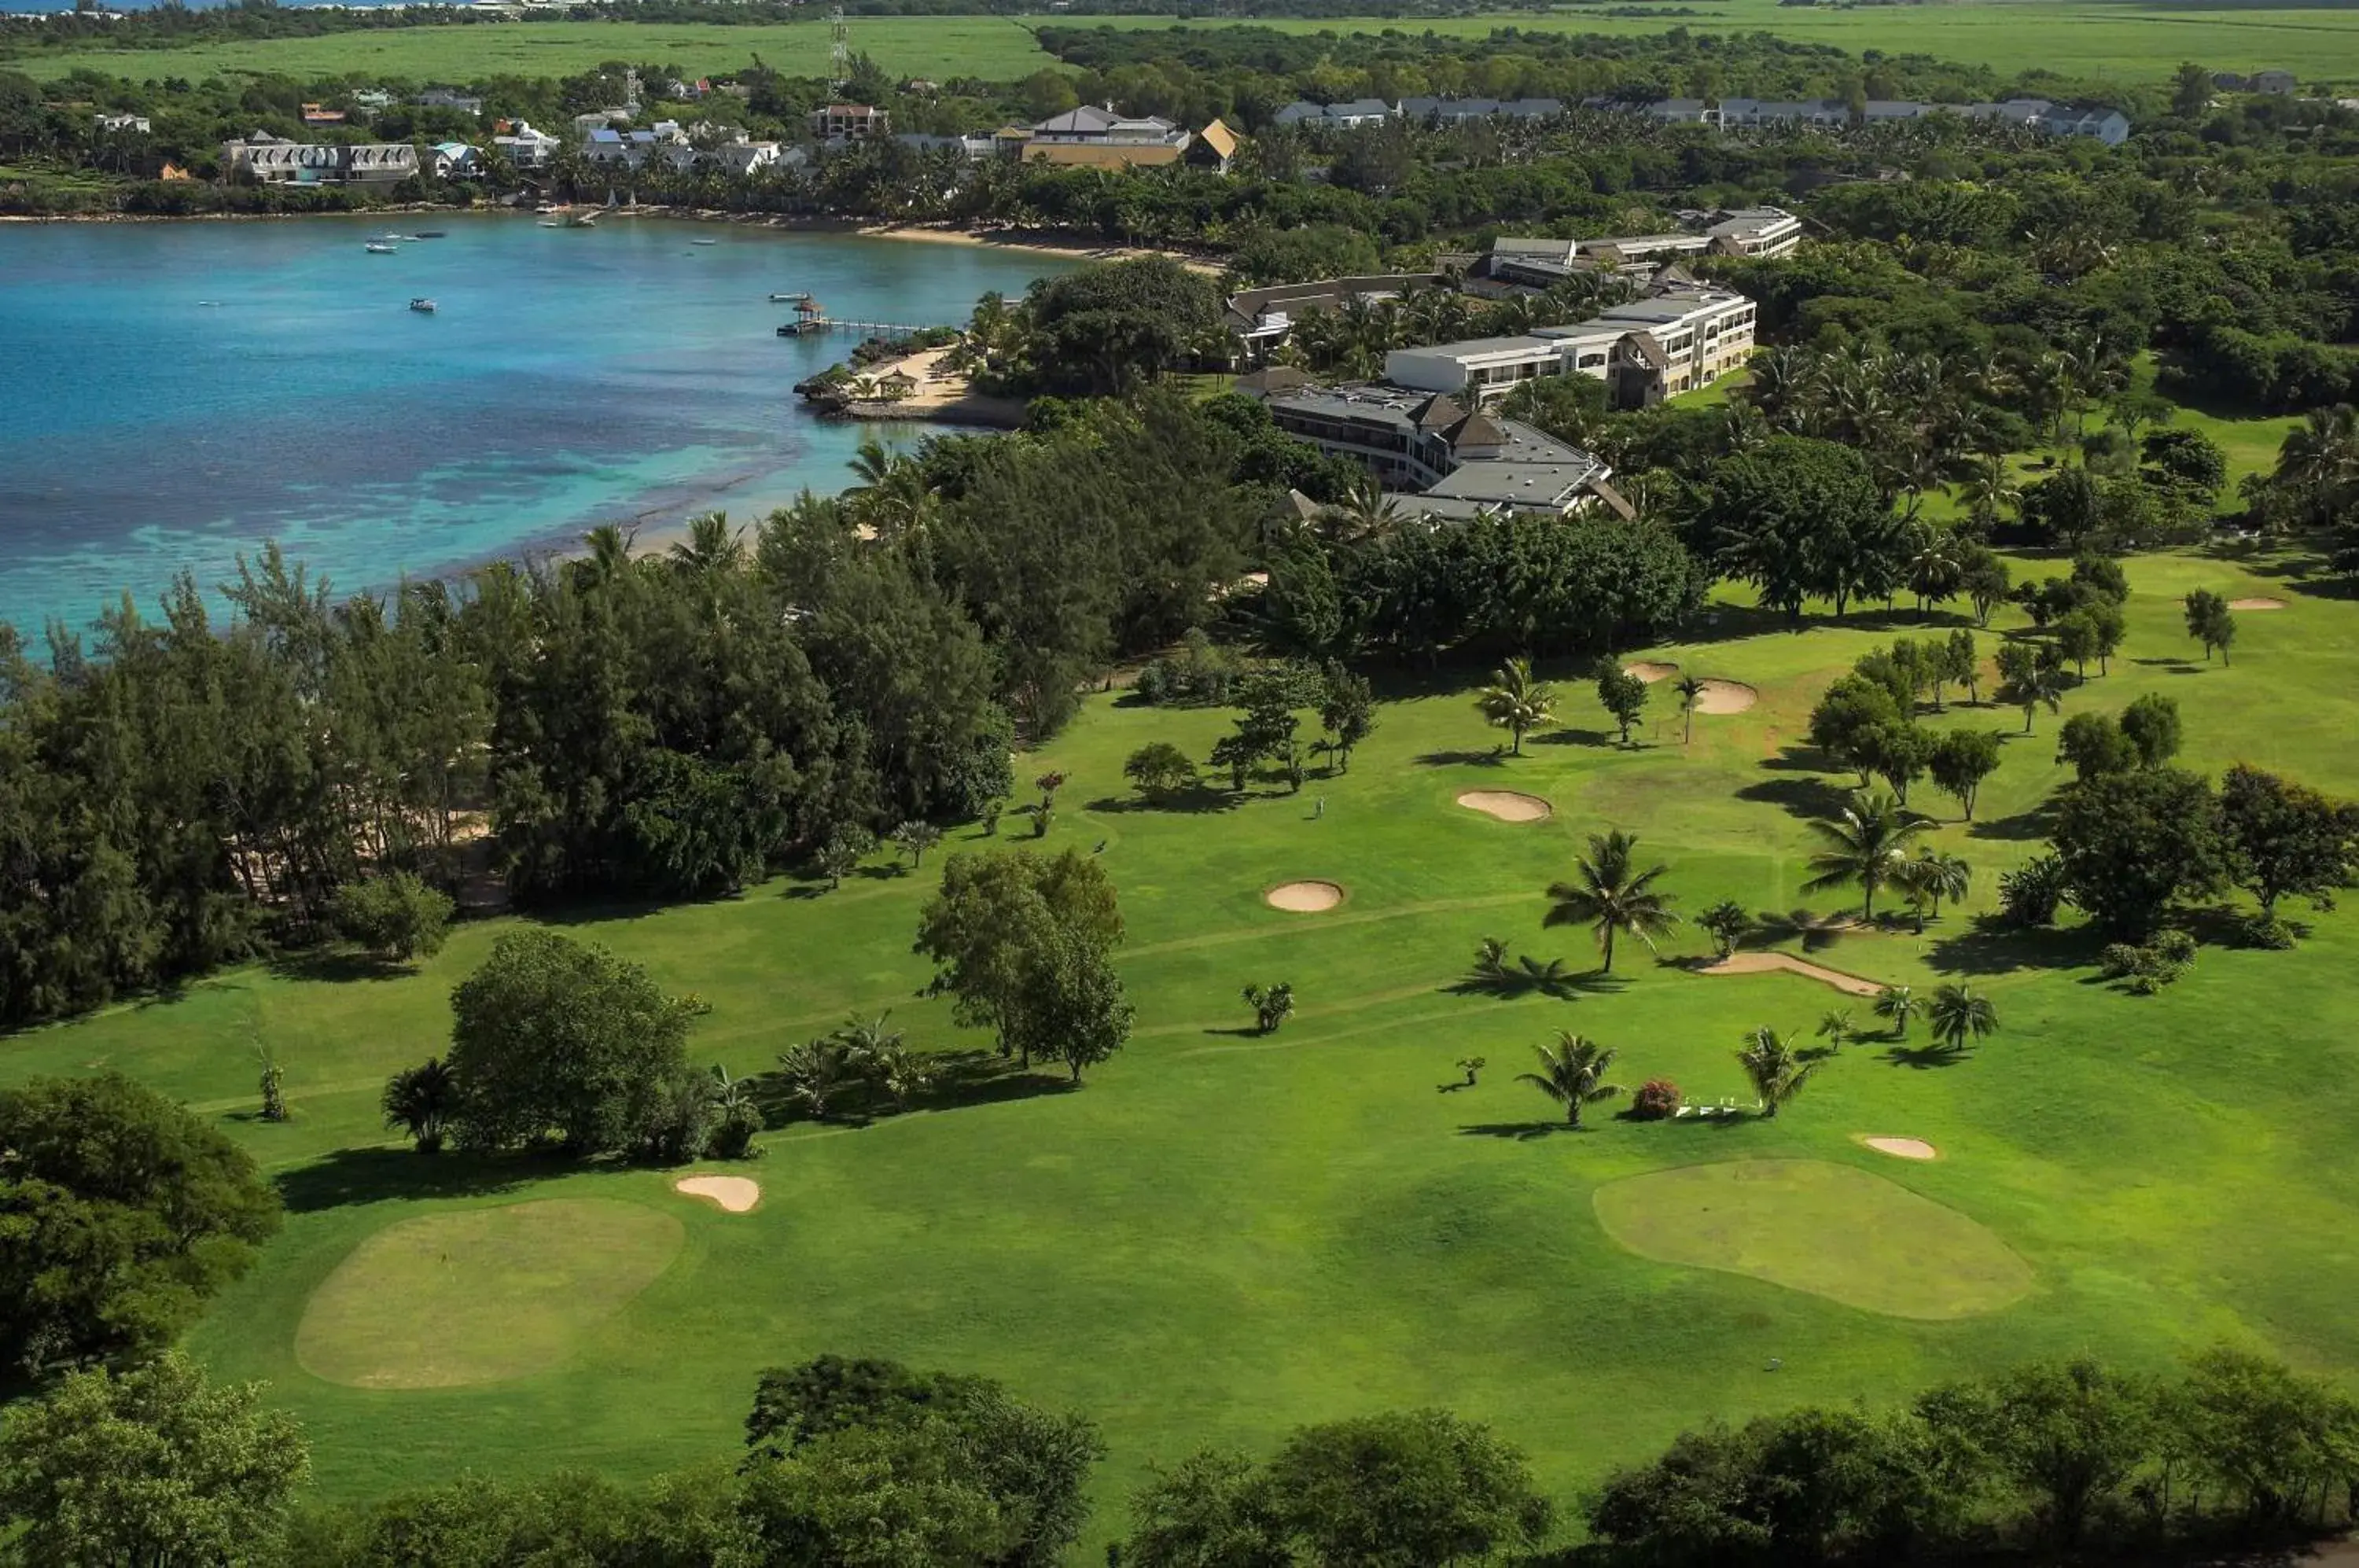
[1592,1159,2033,1320]
[296,1198,685,1389]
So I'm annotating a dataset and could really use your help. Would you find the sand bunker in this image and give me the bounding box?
[1266,880,1345,912]
[1624,661,1680,683]
[1456,790,1553,823]
[2229,596,2285,611]
[1693,679,1757,715]
[675,1175,760,1213]
[1700,951,1883,996]
[1860,1136,1939,1161]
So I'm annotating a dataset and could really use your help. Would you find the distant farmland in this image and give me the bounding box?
[17,2,2359,90]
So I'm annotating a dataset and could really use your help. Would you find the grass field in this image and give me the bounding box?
[8,543,2359,1551]
[20,1,2359,88]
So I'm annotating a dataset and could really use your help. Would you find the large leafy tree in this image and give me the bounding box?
[0,1353,309,1566]
[745,1355,1102,1568]
[1700,436,1907,621]
[1801,790,1928,921]
[0,1073,281,1378]
[1916,1359,2152,1548]
[444,929,703,1155]
[2217,763,2356,919]
[1542,829,1679,972]
[1261,1410,1553,1568]
[2050,767,2228,936]
[914,848,1124,1069]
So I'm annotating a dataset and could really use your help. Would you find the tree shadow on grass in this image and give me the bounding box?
[264,949,414,985]
[1736,775,1853,823]
[532,892,680,928]
[1881,1041,1972,1069]
[1084,790,1240,817]
[1447,963,1627,1003]
[1750,907,1864,953]
[1967,801,2058,842]
[746,1049,1077,1132]
[1529,727,1615,749]
[1758,742,1838,775]
[276,1146,550,1213]
[1927,915,2102,977]
[1414,748,1507,768]
[1456,1120,1580,1140]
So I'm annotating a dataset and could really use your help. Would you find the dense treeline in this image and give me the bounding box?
[6,1341,2356,1566]
[0,388,1290,1029]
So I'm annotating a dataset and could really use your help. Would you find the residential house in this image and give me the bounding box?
[810,103,889,141]
[2253,69,2298,94]
[93,113,149,134]
[708,137,784,176]
[415,88,485,116]
[1861,99,1931,125]
[424,141,482,178]
[1186,119,1239,173]
[1272,101,1329,127]
[300,104,348,127]
[492,120,560,167]
[1019,105,1202,168]
[1397,96,1563,123]
[572,109,631,138]
[1717,98,1851,130]
[1250,384,1621,518]
[353,90,393,112]
[1224,272,1448,360]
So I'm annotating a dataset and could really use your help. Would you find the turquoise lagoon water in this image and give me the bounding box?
[0,215,1070,635]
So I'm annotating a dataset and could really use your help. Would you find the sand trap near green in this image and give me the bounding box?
[296,1198,685,1389]
[1592,1159,2033,1320]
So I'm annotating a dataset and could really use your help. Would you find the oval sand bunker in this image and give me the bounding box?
[1694,679,1757,715]
[675,1174,761,1213]
[1457,790,1553,823]
[1624,661,1680,683]
[1860,1136,1939,1161]
[1267,880,1345,912]
[2229,596,2285,611]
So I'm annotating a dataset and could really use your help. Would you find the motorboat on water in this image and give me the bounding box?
[408,298,436,314]
[414,230,447,239]
[364,241,397,253]
[690,237,719,246]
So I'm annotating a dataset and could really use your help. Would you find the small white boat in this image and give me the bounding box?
[690,237,719,246]
[364,241,396,254]
[408,297,436,314]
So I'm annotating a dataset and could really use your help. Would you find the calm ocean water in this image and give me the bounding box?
[0,215,1070,635]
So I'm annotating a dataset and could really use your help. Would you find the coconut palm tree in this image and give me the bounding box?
[1801,790,1929,922]
[1698,898,1751,959]
[1816,1009,1857,1053]
[1873,984,1920,1039]
[1673,675,1707,745]
[1517,1032,1623,1127]
[1476,657,1556,756]
[668,510,744,576]
[1736,1026,1817,1117]
[832,1013,903,1070]
[1543,830,1680,974]
[1929,984,1998,1056]
[1894,848,1971,931]
[381,1056,458,1154]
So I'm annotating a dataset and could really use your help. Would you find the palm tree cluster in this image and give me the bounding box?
[1746,337,2125,523]
[776,1012,933,1120]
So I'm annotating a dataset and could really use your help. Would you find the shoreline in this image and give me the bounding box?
[0,201,1227,273]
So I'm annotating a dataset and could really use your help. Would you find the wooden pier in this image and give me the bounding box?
[772,293,934,340]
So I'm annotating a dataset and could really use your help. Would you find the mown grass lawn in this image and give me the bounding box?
[7,544,2358,1555]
